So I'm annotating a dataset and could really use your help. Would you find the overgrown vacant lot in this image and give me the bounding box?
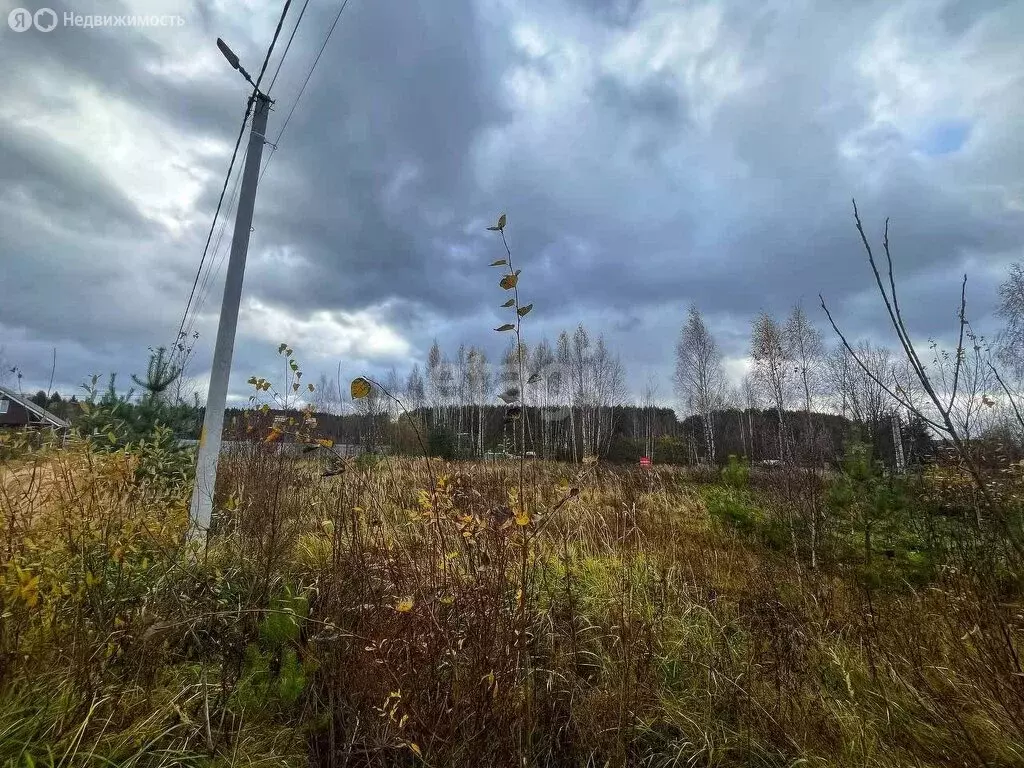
[2,438,1023,767]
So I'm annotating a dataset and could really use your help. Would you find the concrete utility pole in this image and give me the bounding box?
[189,87,271,533]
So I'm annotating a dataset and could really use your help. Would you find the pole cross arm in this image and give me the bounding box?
[217,38,272,102]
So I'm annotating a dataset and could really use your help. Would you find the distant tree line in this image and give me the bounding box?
[17,229,1024,471]
[16,319,946,468]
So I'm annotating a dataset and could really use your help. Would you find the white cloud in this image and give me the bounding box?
[603,2,751,130]
[722,355,752,388]
[239,299,412,362]
[1,77,222,236]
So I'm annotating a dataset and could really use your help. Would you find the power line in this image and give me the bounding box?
[254,0,293,91]
[268,0,312,93]
[184,0,316,353]
[170,0,294,366]
[171,104,253,362]
[176,0,352,371]
[179,144,248,368]
[184,0,348,368]
[260,0,353,185]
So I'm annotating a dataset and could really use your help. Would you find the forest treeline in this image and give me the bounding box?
[214,304,947,467]
[13,252,1024,469]
[224,401,937,468]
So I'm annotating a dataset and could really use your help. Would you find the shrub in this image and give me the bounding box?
[703,485,759,532]
[721,454,750,488]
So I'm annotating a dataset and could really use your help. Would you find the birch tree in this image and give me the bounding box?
[592,336,627,456]
[405,364,426,412]
[751,312,791,461]
[997,262,1024,379]
[383,367,404,421]
[556,332,577,461]
[641,377,659,459]
[674,305,725,463]
[785,303,824,453]
[784,303,825,568]
[466,347,491,456]
[571,325,592,457]
[530,339,557,457]
[742,372,759,460]
[426,340,454,427]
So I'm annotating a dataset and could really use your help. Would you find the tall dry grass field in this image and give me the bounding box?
[2,436,1023,767]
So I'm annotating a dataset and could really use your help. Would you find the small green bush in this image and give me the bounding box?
[354,450,384,470]
[721,454,750,488]
[704,486,759,532]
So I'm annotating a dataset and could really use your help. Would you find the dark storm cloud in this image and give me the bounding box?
[454,0,1024,365]
[247,0,499,317]
[0,0,1022,403]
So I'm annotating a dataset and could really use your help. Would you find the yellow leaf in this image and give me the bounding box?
[351,377,372,399]
[395,597,414,613]
[499,273,518,290]
[19,575,40,607]
[408,743,422,758]
[514,507,529,526]
[317,438,335,448]
[264,428,282,443]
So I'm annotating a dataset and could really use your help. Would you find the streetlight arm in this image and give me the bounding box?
[216,37,266,99]
[216,38,240,70]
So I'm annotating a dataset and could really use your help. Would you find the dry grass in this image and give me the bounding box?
[1,440,1023,767]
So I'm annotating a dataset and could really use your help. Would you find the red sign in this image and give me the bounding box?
[639,456,651,467]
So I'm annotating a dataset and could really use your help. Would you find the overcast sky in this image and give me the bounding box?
[1,0,1022,406]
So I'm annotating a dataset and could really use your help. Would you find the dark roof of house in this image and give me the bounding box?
[0,385,70,429]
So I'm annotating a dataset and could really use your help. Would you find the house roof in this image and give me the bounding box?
[0,385,70,429]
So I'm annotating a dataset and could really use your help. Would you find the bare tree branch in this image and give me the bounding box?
[828,201,1018,554]
[948,274,968,412]
[818,296,945,432]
